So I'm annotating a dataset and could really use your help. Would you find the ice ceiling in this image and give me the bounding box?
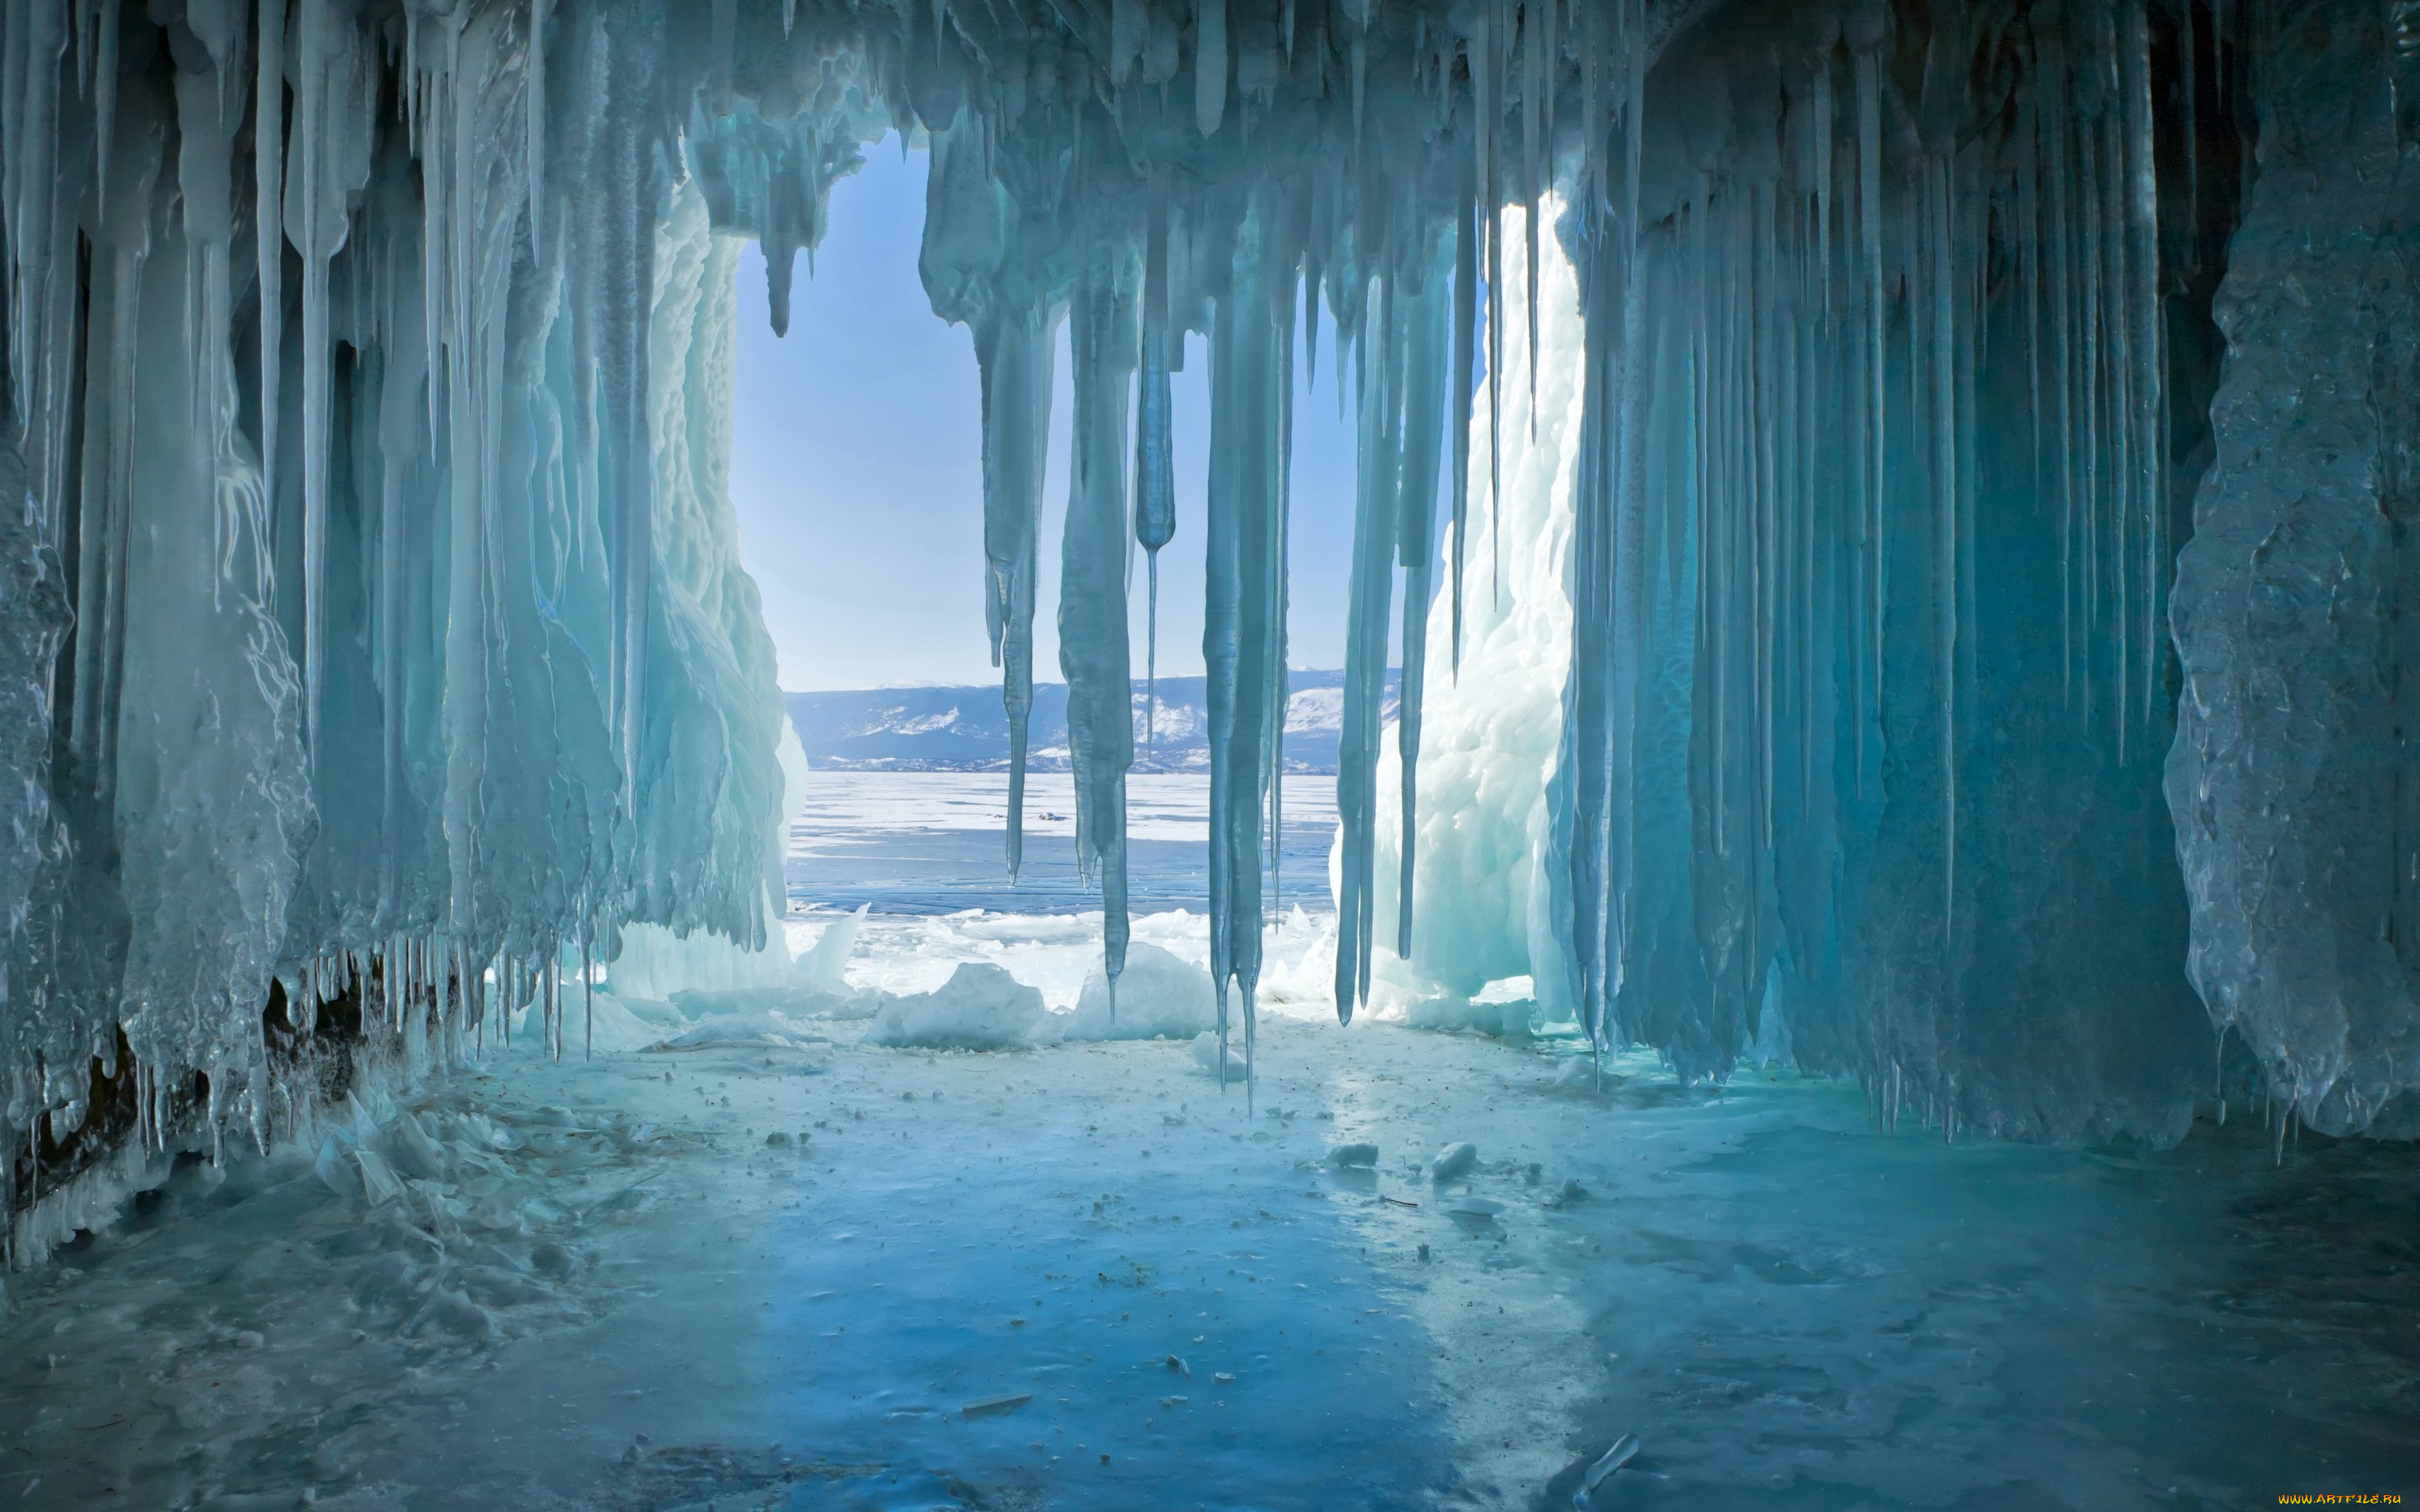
[2,0,2415,1245]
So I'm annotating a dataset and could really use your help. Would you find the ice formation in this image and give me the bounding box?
[1065,939,1217,1041]
[1351,195,1582,1034]
[1,0,2415,1249]
[868,961,1048,1050]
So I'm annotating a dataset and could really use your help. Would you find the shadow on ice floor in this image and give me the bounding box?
[0,1009,2413,1512]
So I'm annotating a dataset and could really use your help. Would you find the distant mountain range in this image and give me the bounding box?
[786,670,1398,774]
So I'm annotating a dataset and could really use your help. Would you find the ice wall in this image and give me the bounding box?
[2167,3,2420,1139]
[1548,0,2235,1139]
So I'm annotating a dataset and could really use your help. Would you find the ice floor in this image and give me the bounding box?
[0,775,2412,1510]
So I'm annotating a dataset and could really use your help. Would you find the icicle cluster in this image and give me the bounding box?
[0,0,873,1232]
[2,0,2413,1191]
[907,0,1677,1096]
[1547,0,2267,1143]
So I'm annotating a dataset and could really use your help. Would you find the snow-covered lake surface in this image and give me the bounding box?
[786,771,1339,919]
[0,777,2411,1509]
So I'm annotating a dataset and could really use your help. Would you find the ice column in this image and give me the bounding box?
[2168,2,2420,1137]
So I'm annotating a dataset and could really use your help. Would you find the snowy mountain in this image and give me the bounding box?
[786,670,1396,774]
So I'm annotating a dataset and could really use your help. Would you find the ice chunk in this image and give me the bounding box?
[652,1010,831,1054]
[1575,1434,1639,1507]
[1429,1142,1478,1184]
[796,904,869,993]
[1190,1032,1248,1080]
[1063,943,1216,1041]
[868,964,1048,1050]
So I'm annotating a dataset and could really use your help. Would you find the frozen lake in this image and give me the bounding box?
[786,771,1340,919]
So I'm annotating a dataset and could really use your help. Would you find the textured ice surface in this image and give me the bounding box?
[0,907,2408,1508]
[2167,5,2420,1138]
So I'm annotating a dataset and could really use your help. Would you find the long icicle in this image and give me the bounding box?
[1855,42,1886,732]
[1449,178,1477,673]
[1134,186,1177,748]
[977,304,1056,881]
[1395,255,1447,958]
[256,0,285,541]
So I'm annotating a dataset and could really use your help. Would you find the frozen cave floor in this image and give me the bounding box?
[1,967,2413,1511]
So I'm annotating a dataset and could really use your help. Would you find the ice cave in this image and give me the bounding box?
[0,0,2415,1504]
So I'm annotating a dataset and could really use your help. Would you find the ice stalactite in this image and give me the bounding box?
[1133,192,1178,751]
[920,111,1058,885]
[1333,270,1404,1022]
[1392,246,1450,958]
[1061,239,1143,990]
[1333,232,1452,1017]
[1204,191,1296,1092]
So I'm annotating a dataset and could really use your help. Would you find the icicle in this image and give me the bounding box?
[1472,4,1505,603]
[1335,271,1404,1019]
[1521,0,1542,436]
[976,305,1057,880]
[1449,184,1477,673]
[2038,15,2082,716]
[2099,54,2132,764]
[1811,34,1835,325]
[1134,189,1177,747]
[1196,0,1228,136]
[1204,191,1289,1090]
[2119,0,2165,728]
[1852,35,1886,729]
[1395,246,1448,958]
[1062,240,1142,993]
[2076,16,2110,750]
[527,0,548,260]
[298,0,332,757]
[1929,155,1959,947]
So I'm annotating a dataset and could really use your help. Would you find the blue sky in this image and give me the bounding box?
[727,136,1363,692]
